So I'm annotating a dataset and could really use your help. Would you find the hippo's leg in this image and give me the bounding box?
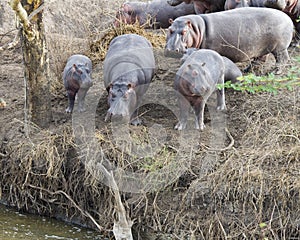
[77,88,88,112]
[66,91,76,113]
[193,99,206,131]
[174,94,190,130]
[216,77,226,111]
[272,49,290,74]
[216,89,226,111]
[130,109,142,126]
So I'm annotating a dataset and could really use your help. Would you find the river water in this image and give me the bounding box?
[0,204,105,240]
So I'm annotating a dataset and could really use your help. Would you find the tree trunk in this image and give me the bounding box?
[10,0,52,129]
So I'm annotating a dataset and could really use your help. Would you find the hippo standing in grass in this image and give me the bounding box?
[165,8,294,70]
[103,34,155,125]
[174,49,226,131]
[114,0,195,29]
[63,54,93,113]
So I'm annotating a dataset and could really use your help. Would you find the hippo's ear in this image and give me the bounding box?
[127,83,135,89]
[169,18,174,24]
[186,20,192,29]
[72,64,82,74]
[106,83,113,92]
[192,70,198,77]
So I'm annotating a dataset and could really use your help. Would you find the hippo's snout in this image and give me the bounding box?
[164,48,185,58]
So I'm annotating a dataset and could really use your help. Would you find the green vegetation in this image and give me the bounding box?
[218,57,300,94]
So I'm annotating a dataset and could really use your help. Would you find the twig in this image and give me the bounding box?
[200,127,235,152]
[25,184,107,232]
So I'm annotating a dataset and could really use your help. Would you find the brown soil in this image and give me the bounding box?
[0,1,299,239]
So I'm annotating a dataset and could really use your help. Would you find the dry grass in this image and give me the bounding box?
[0,0,299,238]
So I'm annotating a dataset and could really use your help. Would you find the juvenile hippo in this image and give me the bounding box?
[114,0,195,29]
[103,34,155,125]
[63,54,93,113]
[174,49,226,131]
[165,8,294,68]
[182,48,242,83]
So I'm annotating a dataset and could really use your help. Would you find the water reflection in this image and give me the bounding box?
[0,204,105,240]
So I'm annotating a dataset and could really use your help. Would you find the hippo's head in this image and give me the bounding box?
[105,82,137,122]
[72,63,92,89]
[114,3,146,27]
[165,17,202,57]
[183,63,211,97]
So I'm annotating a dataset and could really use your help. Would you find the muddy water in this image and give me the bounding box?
[0,204,104,240]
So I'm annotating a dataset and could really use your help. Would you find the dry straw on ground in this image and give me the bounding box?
[0,0,299,238]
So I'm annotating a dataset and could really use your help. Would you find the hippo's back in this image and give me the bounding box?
[104,34,155,87]
[200,7,293,62]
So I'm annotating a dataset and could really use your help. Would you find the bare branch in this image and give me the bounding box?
[9,0,35,41]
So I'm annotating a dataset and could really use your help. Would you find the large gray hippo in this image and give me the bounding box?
[103,34,155,125]
[63,54,93,113]
[165,8,294,68]
[114,0,195,29]
[174,49,226,130]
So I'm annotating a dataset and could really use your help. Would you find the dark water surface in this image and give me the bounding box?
[0,204,104,240]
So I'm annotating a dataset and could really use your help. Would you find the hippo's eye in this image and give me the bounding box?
[168,28,174,34]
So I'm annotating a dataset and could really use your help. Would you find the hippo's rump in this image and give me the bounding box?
[199,7,293,62]
[103,34,155,88]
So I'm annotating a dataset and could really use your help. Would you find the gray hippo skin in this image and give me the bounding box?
[182,48,242,83]
[63,54,93,113]
[174,49,226,131]
[168,0,232,13]
[114,0,195,29]
[165,8,294,68]
[103,34,155,125]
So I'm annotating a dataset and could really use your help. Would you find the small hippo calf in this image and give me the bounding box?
[174,49,226,131]
[103,34,155,125]
[182,48,242,83]
[63,54,93,113]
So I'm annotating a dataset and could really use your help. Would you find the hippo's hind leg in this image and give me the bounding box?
[174,94,190,130]
[273,48,290,74]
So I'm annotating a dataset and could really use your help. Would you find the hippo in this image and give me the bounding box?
[103,34,155,125]
[167,0,230,13]
[224,0,287,10]
[114,0,195,29]
[174,49,226,130]
[63,54,93,113]
[224,0,250,9]
[165,8,294,69]
[181,48,242,83]
[282,0,300,34]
